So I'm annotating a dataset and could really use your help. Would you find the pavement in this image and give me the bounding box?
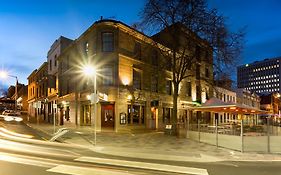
[23,117,281,163]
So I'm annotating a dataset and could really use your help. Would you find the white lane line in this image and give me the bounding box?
[0,152,57,168]
[47,165,135,175]
[75,157,209,175]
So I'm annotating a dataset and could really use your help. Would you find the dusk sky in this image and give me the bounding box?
[0,0,281,87]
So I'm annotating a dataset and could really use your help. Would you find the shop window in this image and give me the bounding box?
[163,108,171,124]
[128,105,145,124]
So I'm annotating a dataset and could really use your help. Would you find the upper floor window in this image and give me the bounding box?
[195,45,201,62]
[134,41,141,60]
[54,55,57,67]
[85,42,89,56]
[166,80,172,95]
[102,66,113,85]
[151,49,158,66]
[102,32,114,52]
[196,64,200,80]
[186,81,192,97]
[151,74,158,92]
[205,67,209,78]
[133,69,141,90]
[49,60,52,71]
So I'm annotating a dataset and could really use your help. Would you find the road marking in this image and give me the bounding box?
[47,165,135,175]
[75,157,209,175]
[0,152,57,168]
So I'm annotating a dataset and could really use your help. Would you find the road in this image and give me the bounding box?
[0,120,281,175]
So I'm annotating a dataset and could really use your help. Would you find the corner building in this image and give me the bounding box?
[57,20,213,132]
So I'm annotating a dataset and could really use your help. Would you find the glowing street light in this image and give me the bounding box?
[82,64,97,145]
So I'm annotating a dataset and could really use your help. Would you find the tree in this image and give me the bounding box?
[139,0,244,132]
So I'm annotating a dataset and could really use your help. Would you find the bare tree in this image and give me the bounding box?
[139,0,244,132]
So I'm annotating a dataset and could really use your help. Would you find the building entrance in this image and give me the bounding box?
[101,104,114,129]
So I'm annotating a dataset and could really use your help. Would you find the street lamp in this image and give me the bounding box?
[82,65,97,145]
[0,71,18,112]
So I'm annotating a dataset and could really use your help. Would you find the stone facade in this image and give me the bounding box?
[55,19,213,132]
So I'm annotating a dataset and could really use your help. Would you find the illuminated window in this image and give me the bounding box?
[85,42,89,56]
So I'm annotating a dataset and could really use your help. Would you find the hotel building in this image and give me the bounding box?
[54,19,213,132]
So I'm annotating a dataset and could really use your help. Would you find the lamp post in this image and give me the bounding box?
[82,65,97,145]
[0,72,18,112]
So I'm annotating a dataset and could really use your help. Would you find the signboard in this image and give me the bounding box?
[53,104,57,109]
[37,101,41,109]
[120,112,126,125]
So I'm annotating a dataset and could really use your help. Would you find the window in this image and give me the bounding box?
[163,108,172,123]
[54,55,57,67]
[102,66,113,85]
[133,69,141,90]
[195,45,201,62]
[186,82,192,96]
[196,64,200,80]
[196,85,201,103]
[165,57,172,71]
[151,74,158,92]
[205,67,209,78]
[128,105,145,124]
[49,60,52,71]
[134,41,141,60]
[85,42,89,56]
[102,32,114,52]
[166,80,172,95]
[151,50,158,66]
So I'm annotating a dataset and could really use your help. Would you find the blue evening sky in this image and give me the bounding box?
[0,0,281,87]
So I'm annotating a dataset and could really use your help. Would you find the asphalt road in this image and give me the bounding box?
[0,120,281,175]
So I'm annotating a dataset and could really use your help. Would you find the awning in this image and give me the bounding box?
[193,97,269,115]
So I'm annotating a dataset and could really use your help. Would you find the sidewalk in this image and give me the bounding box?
[24,119,281,163]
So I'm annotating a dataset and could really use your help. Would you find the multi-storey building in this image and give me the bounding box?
[47,36,73,124]
[56,19,213,132]
[27,62,48,121]
[237,57,281,94]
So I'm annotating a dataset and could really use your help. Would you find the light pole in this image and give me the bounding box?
[0,72,18,112]
[82,65,97,145]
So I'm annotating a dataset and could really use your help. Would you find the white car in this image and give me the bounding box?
[0,113,23,122]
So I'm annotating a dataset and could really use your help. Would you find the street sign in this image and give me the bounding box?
[90,93,99,104]
[37,101,41,109]
[53,104,57,109]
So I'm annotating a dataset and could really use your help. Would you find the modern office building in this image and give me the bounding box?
[237,57,281,94]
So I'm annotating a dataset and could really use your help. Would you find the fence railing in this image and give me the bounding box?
[187,118,281,153]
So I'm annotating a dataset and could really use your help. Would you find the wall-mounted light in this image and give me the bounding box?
[127,94,132,100]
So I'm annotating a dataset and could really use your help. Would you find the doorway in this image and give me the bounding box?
[101,104,115,129]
